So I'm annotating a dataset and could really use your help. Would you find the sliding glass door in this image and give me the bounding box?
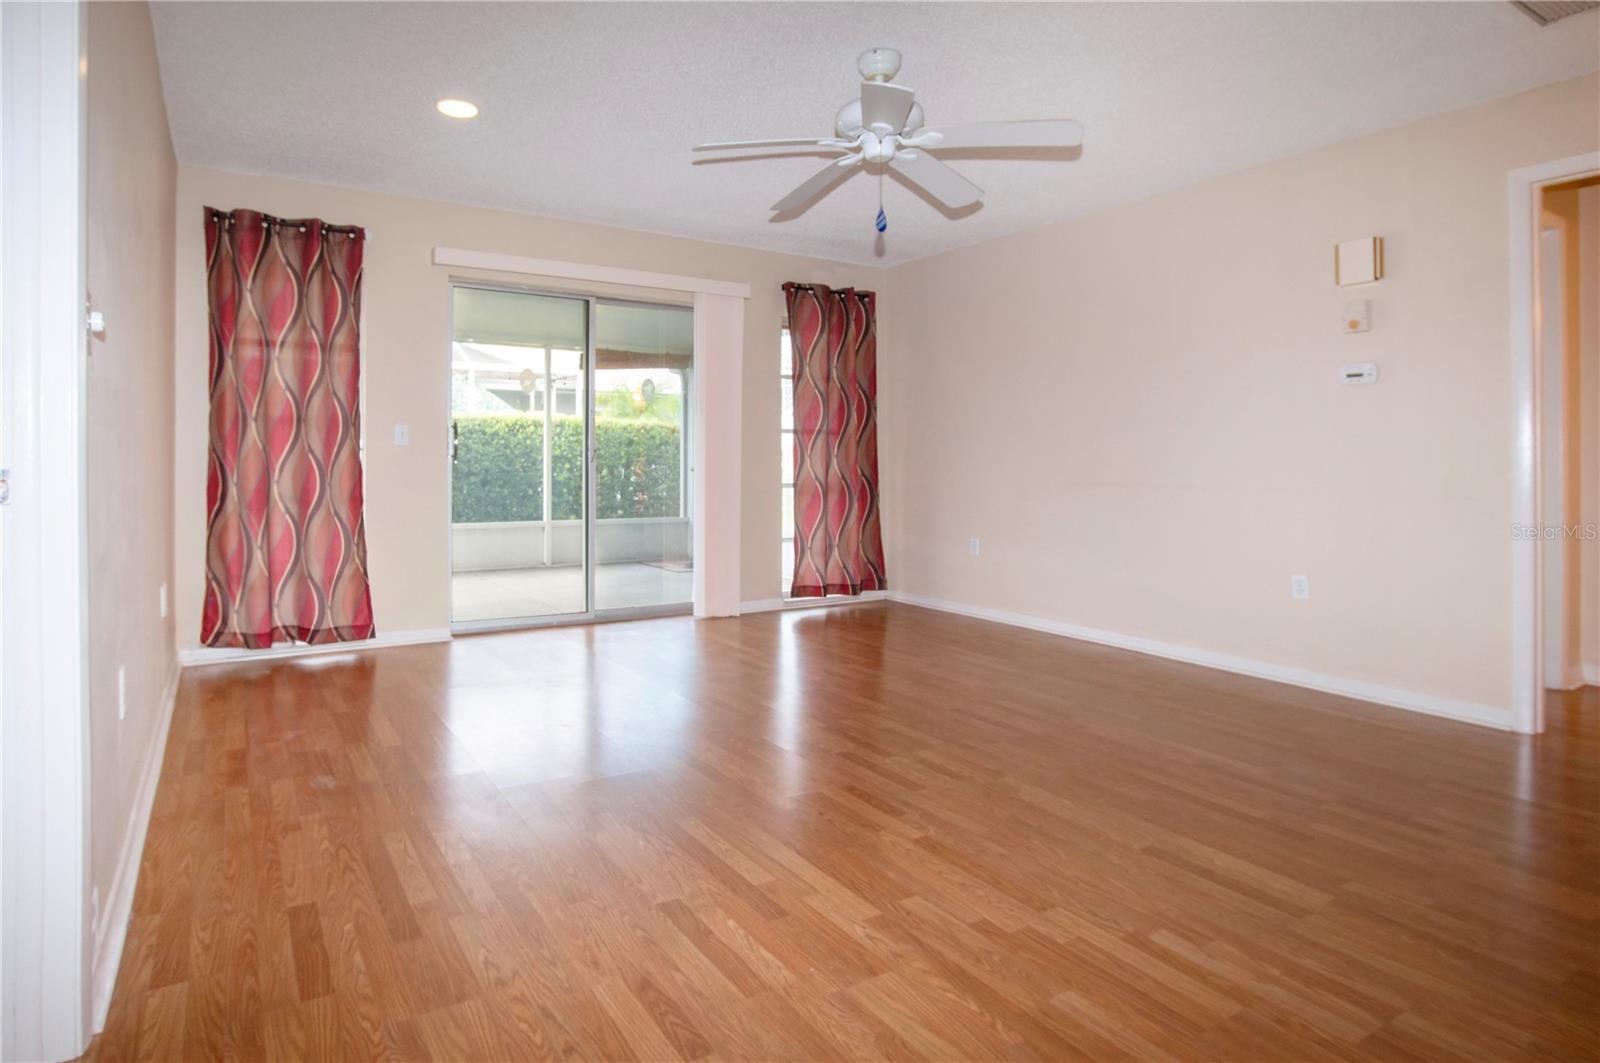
[449,284,692,627]
[593,301,694,611]
[450,286,589,623]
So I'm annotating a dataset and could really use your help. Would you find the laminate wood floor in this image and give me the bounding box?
[87,603,1599,1061]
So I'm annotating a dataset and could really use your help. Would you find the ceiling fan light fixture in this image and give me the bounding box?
[857,47,902,83]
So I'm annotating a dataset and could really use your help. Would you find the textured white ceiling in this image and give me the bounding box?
[150,2,1599,266]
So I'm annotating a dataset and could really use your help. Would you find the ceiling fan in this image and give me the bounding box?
[693,47,1083,228]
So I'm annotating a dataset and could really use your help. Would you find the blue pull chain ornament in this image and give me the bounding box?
[874,173,888,233]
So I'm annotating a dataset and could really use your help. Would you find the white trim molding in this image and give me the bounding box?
[890,592,1511,731]
[1550,667,1594,692]
[691,291,743,617]
[1508,151,1600,734]
[1,3,93,1058]
[90,662,180,1032]
[432,247,752,299]
[178,627,452,668]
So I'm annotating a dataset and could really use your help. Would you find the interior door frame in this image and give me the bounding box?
[1,1,93,1057]
[1508,151,1600,734]
[446,279,695,632]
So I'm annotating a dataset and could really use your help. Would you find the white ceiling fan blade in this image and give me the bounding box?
[860,81,916,132]
[694,137,849,152]
[888,150,982,209]
[911,119,1084,150]
[771,155,863,213]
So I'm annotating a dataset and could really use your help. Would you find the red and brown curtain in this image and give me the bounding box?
[784,283,887,597]
[202,207,374,647]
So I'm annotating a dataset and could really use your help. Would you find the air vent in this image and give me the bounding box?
[1511,1,1599,25]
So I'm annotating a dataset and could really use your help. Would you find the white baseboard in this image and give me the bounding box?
[1551,668,1587,691]
[91,658,181,1033]
[178,627,451,668]
[1544,663,1600,691]
[741,590,888,614]
[888,591,1511,731]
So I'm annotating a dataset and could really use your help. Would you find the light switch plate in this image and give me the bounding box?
[393,423,410,446]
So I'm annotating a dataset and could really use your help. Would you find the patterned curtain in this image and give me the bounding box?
[202,208,374,648]
[784,283,887,597]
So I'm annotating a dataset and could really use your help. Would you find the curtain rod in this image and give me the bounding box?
[206,207,365,239]
[783,283,876,296]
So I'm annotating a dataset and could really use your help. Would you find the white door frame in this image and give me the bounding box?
[1,1,93,1059]
[1508,151,1600,735]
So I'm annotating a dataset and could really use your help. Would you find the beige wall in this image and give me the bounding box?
[84,0,177,936]
[882,74,1600,715]
[172,168,881,648]
[166,72,1596,713]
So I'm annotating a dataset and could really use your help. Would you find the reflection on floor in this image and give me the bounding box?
[452,561,693,621]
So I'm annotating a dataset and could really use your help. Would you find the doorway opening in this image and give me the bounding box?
[448,282,694,629]
[1535,173,1600,734]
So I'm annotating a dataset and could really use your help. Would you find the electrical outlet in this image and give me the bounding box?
[159,582,168,619]
[117,665,127,721]
[969,537,981,557]
[1290,574,1310,601]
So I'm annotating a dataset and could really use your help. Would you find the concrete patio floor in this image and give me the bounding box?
[452,561,692,622]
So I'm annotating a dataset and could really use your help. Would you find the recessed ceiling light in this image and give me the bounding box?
[436,98,479,119]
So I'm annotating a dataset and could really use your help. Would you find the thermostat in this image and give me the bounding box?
[1339,362,1378,385]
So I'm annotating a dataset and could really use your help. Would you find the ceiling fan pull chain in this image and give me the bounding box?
[875,174,888,234]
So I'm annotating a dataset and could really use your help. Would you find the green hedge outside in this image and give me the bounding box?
[452,414,682,523]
